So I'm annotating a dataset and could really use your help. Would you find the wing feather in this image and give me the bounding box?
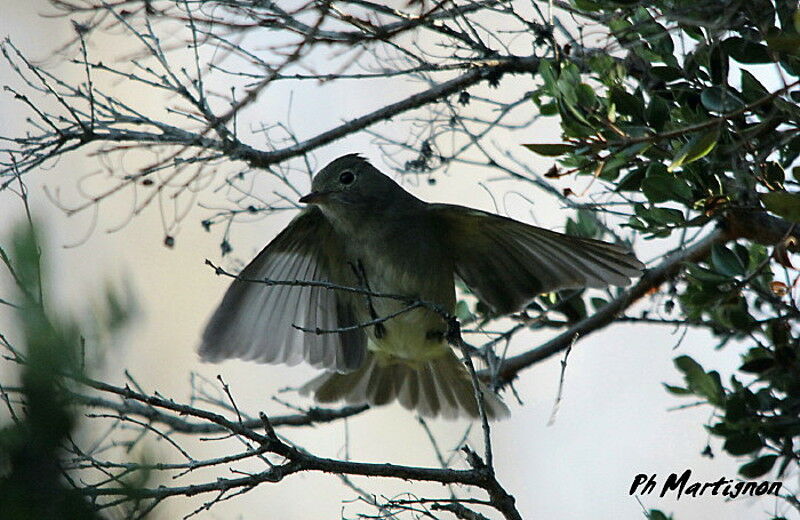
[199,207,366,372]
[432,204,644,314]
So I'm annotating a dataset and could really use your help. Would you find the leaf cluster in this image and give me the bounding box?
[529,0,800,492]
[529,0,800,238]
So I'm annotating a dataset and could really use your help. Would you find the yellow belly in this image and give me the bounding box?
[354,257,453,368]
[367,305,449,368]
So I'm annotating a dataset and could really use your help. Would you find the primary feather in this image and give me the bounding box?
[199,207,366,373]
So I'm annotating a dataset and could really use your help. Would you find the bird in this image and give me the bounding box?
[199,154,644,419]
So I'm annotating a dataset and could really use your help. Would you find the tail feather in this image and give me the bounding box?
[397,369,418,411]
[300,350,509,420]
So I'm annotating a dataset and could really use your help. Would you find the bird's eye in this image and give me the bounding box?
[339,170,355,185]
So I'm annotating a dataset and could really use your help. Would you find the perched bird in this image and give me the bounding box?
[199,154,643,419]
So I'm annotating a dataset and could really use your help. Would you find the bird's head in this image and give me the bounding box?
[299,154,402,209]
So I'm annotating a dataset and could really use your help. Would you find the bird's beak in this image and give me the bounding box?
[299,190,333,204]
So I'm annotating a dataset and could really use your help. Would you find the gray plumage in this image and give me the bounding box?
[199,154,644,419]
[200,208,365,372]
[301,350,509,420]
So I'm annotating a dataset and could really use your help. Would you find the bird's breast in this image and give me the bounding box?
[344,226,455,366]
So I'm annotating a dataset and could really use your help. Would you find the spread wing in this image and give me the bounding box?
[199,207,366,373]
[431,204,644,314]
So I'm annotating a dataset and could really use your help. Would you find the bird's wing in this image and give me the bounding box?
[430,204,644,314]
[199,207,366,373]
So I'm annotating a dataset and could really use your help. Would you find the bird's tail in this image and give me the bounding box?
[300,349,509,420]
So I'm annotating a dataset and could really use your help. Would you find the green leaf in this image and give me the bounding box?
[576,82,598,109]
[588,54,625,86]
[709,42,729,85]
[722,37,773,64]
[740,70,770,103]
[632,8,674,60]
[674,355,724,406]
[523,143,575,156]
[599,154,627,181]
[632,44,663,64]
[539,101,559,116]
[573,209,600,238]
[715,301,754,330]
[686,264,729,283]
[590,297,607,310]
[650,66,683,82]
[760,191,800,222]
[609,16,633,41]
[641,175,674,203]
[764,162,785,185]
[641,164,693,203]
[701,86,745,112]
[724,393,747,421]
[739,455,777,478]
[674,355,706,379]
[740,358,775,373]
[723,434,763,456]
[646,95,671,131]
[711,243,746,277]
[744,243,768,271]
[572,0,602,11]
[668,128,719,172]
[625,216,647,231]
[635,205,685,226]
[646,510,672,520]
[616,168,645,191]
[780,55,800,77]
[663,383,692,395]
[556,68,596,132]
[681,23,705,41]
[610,87,644,120]
[537,59,558,91]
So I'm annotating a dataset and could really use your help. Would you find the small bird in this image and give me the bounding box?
[200,154,643,419]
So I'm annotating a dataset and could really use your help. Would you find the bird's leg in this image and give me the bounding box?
[349,260,385,339]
